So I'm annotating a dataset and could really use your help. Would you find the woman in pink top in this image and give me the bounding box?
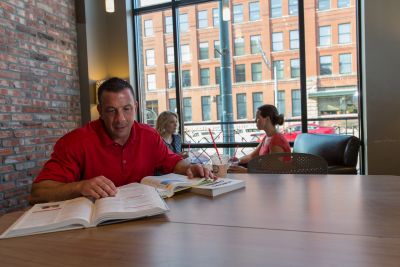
[229,104,290,173]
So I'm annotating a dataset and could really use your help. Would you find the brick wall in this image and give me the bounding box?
[0,0,80,214]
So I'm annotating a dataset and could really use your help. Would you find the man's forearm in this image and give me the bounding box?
[173,159,190,175]
[30,180,83,204]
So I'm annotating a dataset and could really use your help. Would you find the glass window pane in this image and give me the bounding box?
[237,93,247,119]
[201,96,211,121]
[169,98,176,112]
[200,68,210,86]
[182,70,191,87]
[339,53,352,74]
[339,23,351,44]
[251,63,262,81]
[199,42,209,60]
[270,0,282,18]
[234,37,245,56]
[167,72,175,88]
[273,60,284,80]
[183,97,192,122]
[319,26,331,46]
[215,67,221,85]
[233,4,243,23]
[272,32,283,51]
[180,13,188,32]
[290,30,299,50]
[165,16,172,34]
[250,35,261,54]
[166,46,174,63]
[235,64,246,83]
[214,40,220,58]
[289,0,298,16]
[212,8,219,27]
[338,0,350,8]
[252,92,263,118]
[291,59,300,78]
[198,10,208,29]
[249,1,260,21]
[318,0,330,11]
[277,90,285,115]
[144,19,153,37]
[319,55,332,75]
[291,89,301,117]
[146,49,155,66]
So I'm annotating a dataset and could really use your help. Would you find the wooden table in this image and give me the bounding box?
[1,174,400,266]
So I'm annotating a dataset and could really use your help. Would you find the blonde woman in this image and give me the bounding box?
[156,111,188,158]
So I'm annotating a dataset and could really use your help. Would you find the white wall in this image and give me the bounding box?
[362,0,400,175]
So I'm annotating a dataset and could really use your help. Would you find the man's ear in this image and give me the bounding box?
[97,104,102,118]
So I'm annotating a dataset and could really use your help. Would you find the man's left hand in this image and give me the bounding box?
[186,164,216,180]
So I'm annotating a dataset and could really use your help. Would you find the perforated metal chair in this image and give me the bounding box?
[248,152,328,174]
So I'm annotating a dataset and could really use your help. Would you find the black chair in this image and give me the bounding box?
[248,152,328,174]
[293,133,360,174]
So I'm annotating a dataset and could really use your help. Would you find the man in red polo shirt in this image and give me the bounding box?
[30,77,214,204]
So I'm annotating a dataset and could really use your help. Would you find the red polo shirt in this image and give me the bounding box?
[34,120,182,186]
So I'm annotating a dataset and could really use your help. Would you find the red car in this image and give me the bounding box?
[251,124,336,143]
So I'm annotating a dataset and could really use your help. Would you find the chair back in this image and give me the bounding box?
[248,152,328,174]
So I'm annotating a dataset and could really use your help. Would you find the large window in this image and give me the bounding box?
[251,63,262,81]
[167,72,175,88]
[144,19,153,37]
[180,13,188,32]
[249,1,260,21]
[233,4,243,23]
[182,70,191,87]
[146,49,155,66]
[237,93,247,119]
[339,53,352,74]
[318,0,330,11]
[320,55,332,75]
[214,40,220,58]
[199,42,209,60]
[216,95,222,120]
[250,35,261,54]
[289,30,299,50]
[319,26,331,46]
[165,16,172,34]
[166,46,174,63]
[288,0,298,15]
[198,10,208,29]
[252,92,263,118]
[215,66,221,85]
[183,97,192,122]
[169,98,176,112]
[272,32,283,51]
[181,44,190,62]
[212,8,219,27]
[338,0,350,8]
[235,64,246,83]
[290,59,300,78]
[338,23,351,44]
[201,96,211,121]
[277,90,285,115]
[147,74,156,90]
[270,0,282,18]
[234,37,245,56]
[273,60,284,80]
[200,68,210,86]
[291,89,301,117]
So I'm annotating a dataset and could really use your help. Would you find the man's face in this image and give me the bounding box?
[97,88,137,145]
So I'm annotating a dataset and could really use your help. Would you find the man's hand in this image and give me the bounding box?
[186,164,216,180]
[78,176,118,199]
[228,165,248,173]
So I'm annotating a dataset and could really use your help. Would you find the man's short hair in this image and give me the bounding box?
[97,77,135,105]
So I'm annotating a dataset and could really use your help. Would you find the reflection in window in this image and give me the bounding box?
[181,44,190,62]
[147,74,156,90]
[146,100,158,121]
[250,35,261,54]
[214,40,220,58]
[233,4,243,23]
[201,96,211,121]
[338,23,351,44]
[291,89,301,117]
[183,97,192,122]
[165,16,172,34]
[251,63,262,82]
[272,32,283,51]
[169,98,176,112]
[318,0,330,11]
[180,13,188,32]
[144,20,153,37]
[288,0,298,16]
[320,55,332,75]
[289,30,299,50]
[290,59,300,78]
[339,53,352,74]
[235,64,246,83]
[198,10,208,29]
[199,42,209,60]
[182,70,191,87]
[273,60,284,80]
[319,26,331,46]
[277,90,285,115]
[234,37,245,56]
[167,72,175,88]
[200,68,210,86]
[212,8,219,27]
[252,92,263,118]
[270,0,282,18]
[237,93,247,119]
[146,49,155,66]
[249,1,260,21]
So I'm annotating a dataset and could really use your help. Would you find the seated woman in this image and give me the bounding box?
[229,104,290,173]
[156,111,188,158]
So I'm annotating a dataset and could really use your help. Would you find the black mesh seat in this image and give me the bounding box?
[248,153,328,174]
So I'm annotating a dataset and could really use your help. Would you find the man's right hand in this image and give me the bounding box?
[78,176,118,199]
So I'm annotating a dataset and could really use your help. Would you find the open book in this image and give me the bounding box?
[0,183,168,239]
[141,173,245,198]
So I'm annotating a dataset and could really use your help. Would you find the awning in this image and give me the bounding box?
[308,88,357,98]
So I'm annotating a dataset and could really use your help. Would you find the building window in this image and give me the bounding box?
[277,90,285,115]
[183,97,192,122]
[289,30,299,50]
[235,64,246,83]
[199,42,209,60]
[249,1,260,21]
[318,0,330,11]
[339,53,352,74]
[338,23,351,44]
[167,72,175,88]
[272,32,283,51]
[212,8,219,27]
[147,74,156,90]
[181,44,190,62]
[250,35,261,54]
[252,92,263,118]
[180,13,188,32]
[319,26,331,46]
[237,93,247,119]
[169,98,176,112]
[214,40,221,58]
[291,89,301,117]
[290,59,300,78]
[251,63,262,82]
[145,49,155,66]
[200,68,210,86]
[273,60,284,80]
[144,19,153,37]
[338,0,350,8]
[165,16,172,34]
[270,0,282,18]
[233,4,243,23]
[166,46,174,63]
[320,55,332,75]
[201,96,211,121]
[288,0,298,15]
[198,10,208,29]
[234,37,245,56]
[215,67,221,85]
[182,70,191,87]
[215,95,222,121]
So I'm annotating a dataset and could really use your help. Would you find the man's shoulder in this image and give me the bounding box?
[134,122,159,136]
[59,120,99,144]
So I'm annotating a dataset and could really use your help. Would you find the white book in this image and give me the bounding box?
[190,178,246,197]
[0,183,168,239]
